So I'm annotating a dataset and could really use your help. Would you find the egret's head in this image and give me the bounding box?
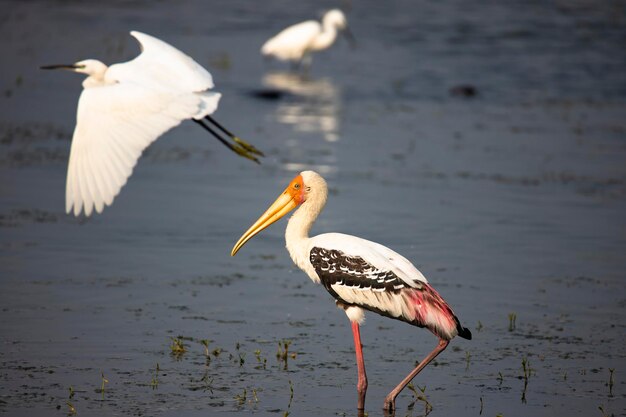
[72,59,108,76]
[324,9,348,30]
[41,59,108,77]
[322,9,355,47]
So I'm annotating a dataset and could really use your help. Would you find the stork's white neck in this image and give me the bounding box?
[285,201,316,244]
[285,203,320,282]
[285,174,328,283]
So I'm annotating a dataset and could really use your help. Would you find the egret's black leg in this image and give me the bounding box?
[192,119,260,164]
[204,116,264,157]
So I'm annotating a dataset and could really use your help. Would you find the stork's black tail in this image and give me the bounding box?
[455,317,472,340]
[457,325,472,340]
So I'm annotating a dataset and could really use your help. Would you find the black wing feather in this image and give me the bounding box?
[310,247,414,297]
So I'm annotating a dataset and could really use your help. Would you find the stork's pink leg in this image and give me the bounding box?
[351,321,368,411]
[383,338,449,412]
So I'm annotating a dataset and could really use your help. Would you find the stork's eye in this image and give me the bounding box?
[294,183,301,189]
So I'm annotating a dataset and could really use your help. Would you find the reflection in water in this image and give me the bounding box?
[262,72,341,143]
[282,162,335,176]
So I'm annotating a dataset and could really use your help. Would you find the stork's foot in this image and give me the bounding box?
[357,390,366,411]
[356,372,367,410]
[383,394,397,414]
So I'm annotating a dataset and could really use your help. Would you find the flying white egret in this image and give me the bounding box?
[231,171,471,412]
[41,31,263,217]
[261,9,355,69]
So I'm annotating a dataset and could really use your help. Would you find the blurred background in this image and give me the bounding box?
[0,1,624,416]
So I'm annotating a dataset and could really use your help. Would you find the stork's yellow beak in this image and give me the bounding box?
[231,175,304,256]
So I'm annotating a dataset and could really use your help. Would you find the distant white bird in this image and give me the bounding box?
[261,9,354,69]
[42,31,263,217]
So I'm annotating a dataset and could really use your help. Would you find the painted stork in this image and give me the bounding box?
[231,171,472,412]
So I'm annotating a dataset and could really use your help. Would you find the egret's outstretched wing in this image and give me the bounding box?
[106,31,214,93]
[66,82,220,217]
[261,21,320,61]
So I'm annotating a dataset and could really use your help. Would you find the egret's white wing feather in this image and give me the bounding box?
[76,153,94,216]
[66,82,208,216]
[105,31,214,93]
[82,151,101,215]
[98,149,122,202]
[261,21,320,61]
[87,148,114,209]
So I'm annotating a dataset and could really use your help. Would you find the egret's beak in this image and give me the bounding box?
[231,183,301,256]
[40,64,83,71]
[343,27,357,48]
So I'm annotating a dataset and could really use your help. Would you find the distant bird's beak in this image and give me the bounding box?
[40,64,82,71]
[231,182,301,256]
[343,27,357,48]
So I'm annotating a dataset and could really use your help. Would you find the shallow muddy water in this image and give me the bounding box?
[1,1,625,416]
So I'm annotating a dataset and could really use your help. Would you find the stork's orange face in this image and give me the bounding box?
[287,174,306,204]
[231,174,305,256]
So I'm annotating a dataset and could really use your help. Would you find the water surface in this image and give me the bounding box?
[1,1,625,416]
